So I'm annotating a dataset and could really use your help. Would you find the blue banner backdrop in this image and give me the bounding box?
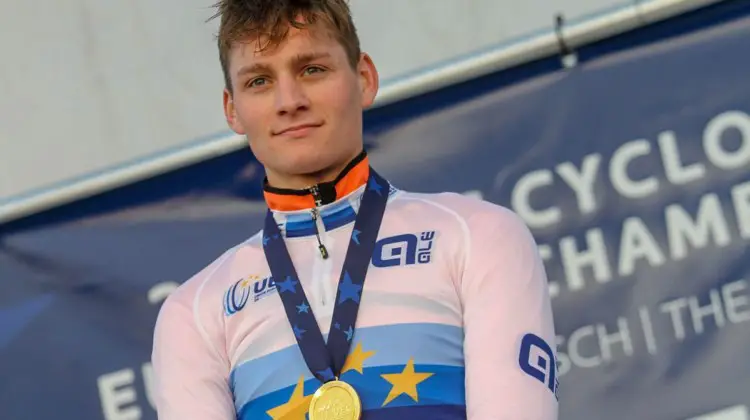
[2,1,750,419]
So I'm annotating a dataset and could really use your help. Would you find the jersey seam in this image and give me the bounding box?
[395,194,472,306]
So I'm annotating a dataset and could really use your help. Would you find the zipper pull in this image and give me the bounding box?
[309,185,324,207]
[310,208,329,259]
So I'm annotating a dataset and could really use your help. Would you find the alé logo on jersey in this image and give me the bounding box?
[372,230,437,268]
[224,275,276,316]
[518,333,560,400]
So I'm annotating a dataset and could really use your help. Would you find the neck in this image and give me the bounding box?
[265,147,364,190]
[263,150,370,211]
[266,164,346,191]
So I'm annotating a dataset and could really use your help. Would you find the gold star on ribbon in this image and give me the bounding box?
[380,358,434,406]
[341,342,376,375]
[265,375,312,420]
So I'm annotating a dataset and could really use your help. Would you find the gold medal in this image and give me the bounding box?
[308,379,362,420]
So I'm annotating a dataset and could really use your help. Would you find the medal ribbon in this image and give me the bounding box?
[262,168,389,383]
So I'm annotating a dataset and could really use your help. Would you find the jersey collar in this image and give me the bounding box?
[263,151,369,212]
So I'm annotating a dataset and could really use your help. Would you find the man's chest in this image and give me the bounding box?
[222,230,467,418]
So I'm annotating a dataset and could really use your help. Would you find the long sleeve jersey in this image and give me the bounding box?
[151,155,559,420]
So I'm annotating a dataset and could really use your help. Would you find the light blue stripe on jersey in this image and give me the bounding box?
[322,204,357,230]
[230,322,464,413]
[283,213,316,238]
[282,200,357,237]
[237,364,466,419]
[279,186,398,238]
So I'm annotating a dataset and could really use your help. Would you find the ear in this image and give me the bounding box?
[223,88,246,135]
[358,53,379,109]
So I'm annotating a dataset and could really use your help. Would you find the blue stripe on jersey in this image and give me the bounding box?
[282,200,358,237]
[345,364,465,408]
[283,213,315,238]
[322,204,357,230]
[285,222,317,238]
[230,322,464,413]
[237,364,466,419]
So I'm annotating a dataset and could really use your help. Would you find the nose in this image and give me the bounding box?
[274,76,310,116]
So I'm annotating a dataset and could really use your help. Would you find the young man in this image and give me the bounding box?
[151,0,559,419]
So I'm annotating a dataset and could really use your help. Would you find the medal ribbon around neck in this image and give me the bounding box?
[262,168,389,384]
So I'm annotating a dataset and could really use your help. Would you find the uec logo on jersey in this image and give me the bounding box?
[224,275,276,316]
[519,333,559,400]
[372,231,436,268]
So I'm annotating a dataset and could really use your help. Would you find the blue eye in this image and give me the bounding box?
[248,77,267,87]
[304,66,325,75]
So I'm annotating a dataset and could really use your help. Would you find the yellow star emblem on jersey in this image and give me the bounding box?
[241,275,260,287]
[341,341,376,375]
[380,358,434,406]
[265,375,312,420]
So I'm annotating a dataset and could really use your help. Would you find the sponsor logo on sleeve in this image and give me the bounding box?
[519,333,559,400]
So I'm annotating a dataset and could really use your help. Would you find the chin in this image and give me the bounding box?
[292,160,336,177]
[278,154,336,177]
[262,140,357,182]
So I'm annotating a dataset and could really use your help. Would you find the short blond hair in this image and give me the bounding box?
[209,0,362,92]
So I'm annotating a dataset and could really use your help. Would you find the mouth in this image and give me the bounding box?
[274,122,323,137]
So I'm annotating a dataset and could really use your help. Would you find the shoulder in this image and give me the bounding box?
[392,190,529,233]
[158,232,263,316]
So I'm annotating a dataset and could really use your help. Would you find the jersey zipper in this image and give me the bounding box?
[308,185,332,309]
[308,185,330,260]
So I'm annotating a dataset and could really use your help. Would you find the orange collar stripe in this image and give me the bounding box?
[263,194,317,212]
[263,157,370,212]
[335,157,369,202]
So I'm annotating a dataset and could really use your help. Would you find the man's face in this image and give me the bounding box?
[223,23,378,185]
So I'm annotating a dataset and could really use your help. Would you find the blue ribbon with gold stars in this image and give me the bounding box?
[262,168,389,384]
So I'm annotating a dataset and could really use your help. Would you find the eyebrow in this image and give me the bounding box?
[235,52,333,78]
